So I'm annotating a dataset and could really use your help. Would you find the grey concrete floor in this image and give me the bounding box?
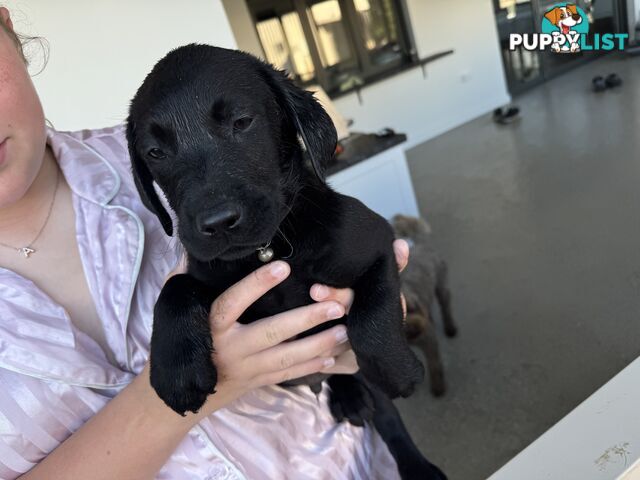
[397,53,640,480]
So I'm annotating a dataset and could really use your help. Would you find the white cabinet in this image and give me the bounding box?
[327,143,420,220]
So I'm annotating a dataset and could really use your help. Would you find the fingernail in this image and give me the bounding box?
[327,304,344,319]
[314,284,329,300]
[323,357,335,368]
[335,327,348,343]
[270,262,288,279]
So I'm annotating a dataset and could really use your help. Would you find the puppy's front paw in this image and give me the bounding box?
[150,351,217,415]
[328,375,375,427]
[149,274,218,415]
[358,348,424,399]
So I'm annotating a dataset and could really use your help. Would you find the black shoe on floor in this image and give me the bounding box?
[592,75,607,92]
[605,73,623,88]
[493,106,520,124]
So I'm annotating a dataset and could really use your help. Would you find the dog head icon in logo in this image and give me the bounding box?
[542,3,589,53]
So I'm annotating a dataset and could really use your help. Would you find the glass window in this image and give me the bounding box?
[353,0,403,67]
[307,0,355,68]
[256,10,316,83]
[248,0,416,96]
[282,12,315,81]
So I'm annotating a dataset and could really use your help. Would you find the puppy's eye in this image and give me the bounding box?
[147,148,166,160]
[233,116,254,132]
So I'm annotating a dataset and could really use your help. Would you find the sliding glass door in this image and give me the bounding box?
[494,0,544,94]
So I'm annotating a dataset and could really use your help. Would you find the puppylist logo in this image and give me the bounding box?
[509,3,627,54]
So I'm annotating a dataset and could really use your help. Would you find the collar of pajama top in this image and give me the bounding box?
[0,126,159,387]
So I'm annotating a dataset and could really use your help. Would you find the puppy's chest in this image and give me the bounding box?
[240,272,315,324]
[197,254,360,325]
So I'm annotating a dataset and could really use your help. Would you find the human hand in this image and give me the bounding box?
[191,260,348,413]
[309,239,410,375]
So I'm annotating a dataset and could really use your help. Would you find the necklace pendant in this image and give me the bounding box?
[18,247,35,258]
[258,247,274,263]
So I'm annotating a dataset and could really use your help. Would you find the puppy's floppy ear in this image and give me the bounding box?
[261,66,337,181]
[126,120,173,236]
[544,7,561,25]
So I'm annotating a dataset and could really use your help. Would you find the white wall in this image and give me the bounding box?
[332,0,510,149]
[3,0,237,130]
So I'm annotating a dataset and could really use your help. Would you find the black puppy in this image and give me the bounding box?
[127,45,446,479]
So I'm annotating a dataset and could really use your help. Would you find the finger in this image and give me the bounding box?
[401,293,407,321]
[310,284,354,311]
[319,340,351,358]
[254,356,335,388]
[393,239,410,273]
[322,349,359,375]
[249,325,348,376]
[242,301,345,354]
[210,261,290,334]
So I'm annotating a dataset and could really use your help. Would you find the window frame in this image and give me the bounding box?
[248,0,418,98]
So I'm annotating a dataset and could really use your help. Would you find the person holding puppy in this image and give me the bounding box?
[0,7,413,480]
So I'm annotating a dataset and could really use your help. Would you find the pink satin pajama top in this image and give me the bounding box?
[0,125,400,479]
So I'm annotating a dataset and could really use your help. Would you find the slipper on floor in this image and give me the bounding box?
[592,75,607,92]
[605,73,623,88]
[493,106,520,124]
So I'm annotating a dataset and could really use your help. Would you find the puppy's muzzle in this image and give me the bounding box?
[196,204,243,236]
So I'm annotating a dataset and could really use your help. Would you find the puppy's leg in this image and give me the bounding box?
[348,254,424,399]
[415,305,446,397]
[150,273,217,415]
[403,291,425,341]
[365,377,448,480]
[327,374,375,427]
[435,262,457,338]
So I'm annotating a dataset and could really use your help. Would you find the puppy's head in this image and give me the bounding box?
[126,45,337,262]
[392,214,432,239]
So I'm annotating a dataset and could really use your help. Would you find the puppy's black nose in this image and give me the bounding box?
[196,205,242,236]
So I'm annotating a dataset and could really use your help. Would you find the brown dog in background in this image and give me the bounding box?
[392,215,457,396]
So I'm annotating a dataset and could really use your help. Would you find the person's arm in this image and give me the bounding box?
[19,363,218,480]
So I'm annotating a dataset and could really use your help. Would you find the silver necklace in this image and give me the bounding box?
[0,167,60,258]
[256,228,294,263]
